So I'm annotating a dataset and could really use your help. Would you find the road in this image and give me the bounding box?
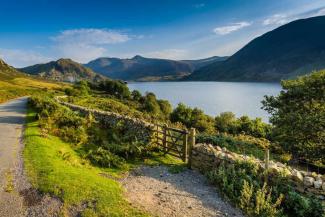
[0,97,27,216]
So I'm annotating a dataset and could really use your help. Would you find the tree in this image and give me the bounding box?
[157,99,172,118]
[143,92,161,114]
[170,103,214,133]
[98,80,130,99]
[215,112,238,134]
[131,90,142,101]
[262,70,325,163]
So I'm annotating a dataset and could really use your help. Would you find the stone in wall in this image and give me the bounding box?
[191,142,325,199]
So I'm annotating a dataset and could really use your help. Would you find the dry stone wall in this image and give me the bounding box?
[58,100,155,144]
[191,143,325,200]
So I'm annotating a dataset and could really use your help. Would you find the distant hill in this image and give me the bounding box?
[185,16,325,82]
[0,58,63,103]
[20,58,106,82]
[85,55,226,81]
[181,56,228,71]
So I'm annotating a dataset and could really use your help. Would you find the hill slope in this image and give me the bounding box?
[20,59,106,82]
[186,16,325,82]
[0,59,62,103]
[85,55,226,81]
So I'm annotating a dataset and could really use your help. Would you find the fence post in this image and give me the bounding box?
[188,128,196,169]
[264,149,270,171]
[183,131,188,163]
[163,124,167,153]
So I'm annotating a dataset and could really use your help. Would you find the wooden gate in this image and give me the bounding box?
[152,124,196,165]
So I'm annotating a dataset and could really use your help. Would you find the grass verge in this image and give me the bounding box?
[23,108,149,217]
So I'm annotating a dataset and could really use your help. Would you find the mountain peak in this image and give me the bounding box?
[132,55,145,60]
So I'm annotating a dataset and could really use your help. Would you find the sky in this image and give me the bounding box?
[0,0,325,67]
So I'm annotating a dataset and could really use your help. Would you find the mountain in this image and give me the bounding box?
[19,58,106,82]
[85,55,226,81]
[185,16,325,82]
[181,56,228,71]
[0,58,63,103]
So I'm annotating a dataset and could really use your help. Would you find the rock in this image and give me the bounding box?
[322,182,325,191]
[316,175,322,182]
[303,177,315,187]
[292,170,304,182]
[314,180,322,189]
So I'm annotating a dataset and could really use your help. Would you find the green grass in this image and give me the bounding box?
[23,109,149,217]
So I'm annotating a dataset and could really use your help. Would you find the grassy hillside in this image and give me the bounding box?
[19,58,107,83]
[186,16,325,82]
[0,59,63,103]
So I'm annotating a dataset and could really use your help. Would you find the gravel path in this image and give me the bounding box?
[0,97,62,217]
[121,165,244,217]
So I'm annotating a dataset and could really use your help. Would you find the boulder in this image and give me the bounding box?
[304,177,315,187]
[292,170,304,182]
[314,180,323,189]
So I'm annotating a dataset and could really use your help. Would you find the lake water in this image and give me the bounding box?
[128,82,281,122]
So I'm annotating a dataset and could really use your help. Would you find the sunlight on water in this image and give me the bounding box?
[128,82,281,122]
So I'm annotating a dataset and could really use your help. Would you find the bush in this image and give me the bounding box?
[207,160,324,217]
[97,80,130,99]
[170,103,214,133]
[284,191,324,217]
[262,70,325,163]
[86,147,126,168]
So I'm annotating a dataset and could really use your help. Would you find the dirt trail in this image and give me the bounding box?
[121,165,244,217]
[0,97,62,217]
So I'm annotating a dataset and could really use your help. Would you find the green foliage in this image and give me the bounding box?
[65,80,90,96]
[215,112,272,138]
[143,92,161,114]
[283,191,324,217]
[262,70,325,164]
[97,79,131,99]
[24,109,148,216]
[170,103,214,133]
[29,94,153,169]
[157,99,172,118]
[131,89,142,101]
[215,112,238,134]
[207,160,324,217]
[86,147,126,168]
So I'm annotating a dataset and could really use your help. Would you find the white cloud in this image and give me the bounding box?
[53,44,106,64]
[144,49,189,60]
[52,28,132,63]
[213,22,251,35]
[0,48,51,67]
[263,14,289,26]
[52,28,130,45]
[194,3,205,8]
[263,7,325,27]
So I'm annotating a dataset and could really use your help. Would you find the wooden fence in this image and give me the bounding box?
[152,124,196,167]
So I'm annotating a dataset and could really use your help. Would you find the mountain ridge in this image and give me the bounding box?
[185,16,325,82]
[85,55,227,81]
[19,58,107,82]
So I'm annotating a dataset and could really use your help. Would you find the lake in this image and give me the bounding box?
[128,82,281,122]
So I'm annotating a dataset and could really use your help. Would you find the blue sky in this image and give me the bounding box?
[0,0,325,67]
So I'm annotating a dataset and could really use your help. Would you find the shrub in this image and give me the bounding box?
[170,103,214,133]
[97,80,131,99]
[262,70,325,163]
[86,147,126,168]
[206,160,324,217]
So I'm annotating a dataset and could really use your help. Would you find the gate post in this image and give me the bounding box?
[188,128,196,169]
[163,124,167,153]
[183,131,188,163]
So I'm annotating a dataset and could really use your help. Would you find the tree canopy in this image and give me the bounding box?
[262,70,325,163]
